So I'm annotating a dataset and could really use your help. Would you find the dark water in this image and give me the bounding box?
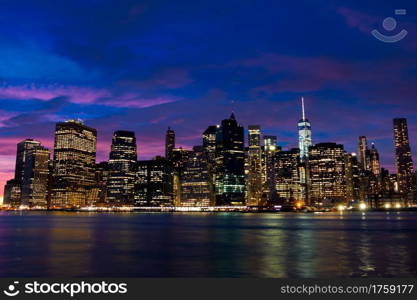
[0,211,417,277]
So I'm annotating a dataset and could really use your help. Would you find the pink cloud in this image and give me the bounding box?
[337,7,378,34]
[0,83,181,108]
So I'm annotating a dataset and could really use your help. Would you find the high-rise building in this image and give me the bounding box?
[15,139,41,182]
[3,179,22,207]
[180,146,215,206]
[369,143,381,176]
[263,135,279,204]
[393,118,414,195]
[21,144,50,207]
[165,127,175,161]
[345,152,360,203]
[135,158,174,206]
[107,131,137,205]
[308,143,347,204]
[203,125,217,165]
[215,113,245,205]
[51,119,97,207]
[358,136,371,171]
[298,97,312,163]
[94,162,110,205]
[275,148,301,205]
[246,125,263,206]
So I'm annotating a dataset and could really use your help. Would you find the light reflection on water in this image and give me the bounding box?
[0,211,416,277]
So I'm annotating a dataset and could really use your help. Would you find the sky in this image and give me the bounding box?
[1,0,417,198]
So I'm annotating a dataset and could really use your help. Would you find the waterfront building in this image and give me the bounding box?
[308,143,347,205]
[21,144,50,207]
[165,127,175,161]
[180,146,215,206]
[106,131,137,205]
[369,143,381,176]
[275,148,301,206]
[246,125,263,206]
[358,136,371,171]
[50,119,97,207]
[263,135,279,204]
[15,139,41,182]
[3,179,22,207]
[345,152,360,204]
[393,118,414,195]
[135,158,174,206]
[214,113,245,205]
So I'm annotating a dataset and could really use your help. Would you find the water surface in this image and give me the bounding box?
[0,211,416,277]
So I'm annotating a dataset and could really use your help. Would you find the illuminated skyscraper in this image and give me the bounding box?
[15,139,41,182]
[358,136,371,171]
[165,127,175,161]
[3,179,22,207]
[393,118,414,195]
[51,119,97,207]
[263,135,279,203]
[203,125,217,165]
[275,148,301,205]
[345,152,360,203]
[107,130,137,205]
[215,113,245,205]
[21,144,50,207]
[135,158,174,206]
[369,143,381,176]
[308,143,347,204]
[298,97,312,162]
[247,125,263,206]
[180,146,215,206]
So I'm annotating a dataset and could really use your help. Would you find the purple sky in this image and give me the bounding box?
[1,0,417,199]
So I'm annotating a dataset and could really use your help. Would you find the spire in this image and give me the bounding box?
[301,97,306,120]
[230,112,236,120]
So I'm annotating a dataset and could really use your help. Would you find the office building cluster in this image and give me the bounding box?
[3,100,416,209]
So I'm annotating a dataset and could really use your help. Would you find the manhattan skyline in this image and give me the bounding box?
[1,0,417,201]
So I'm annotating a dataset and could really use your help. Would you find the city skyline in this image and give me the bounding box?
[1,0,417,201]
[2,111,415,208]
[0,106,416,201]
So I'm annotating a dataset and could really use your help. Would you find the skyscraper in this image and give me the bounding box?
[308,143,347,205]
[215,113,245,205]
[358,136,371,171]
[298,97,312,162]
[21,144,50,207]
[51,119,97,207]
[275,148,301,205]
[246,125,263,206]
[107,131,137,205]
[263,135,279,203]
[15,139,41,182]
[369,143,381,176]
[135,158,174,207]
[393,118,414,195]
[180,146,215,206]
[202,125,217,165]
[165,127,175,161]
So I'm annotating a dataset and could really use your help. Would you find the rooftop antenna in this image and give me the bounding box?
[301,97,306,120]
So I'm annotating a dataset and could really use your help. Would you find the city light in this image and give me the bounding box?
[359,203,367,210]
[337,205,346,211]
[384,203,391,209]
[395,203,402,209]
